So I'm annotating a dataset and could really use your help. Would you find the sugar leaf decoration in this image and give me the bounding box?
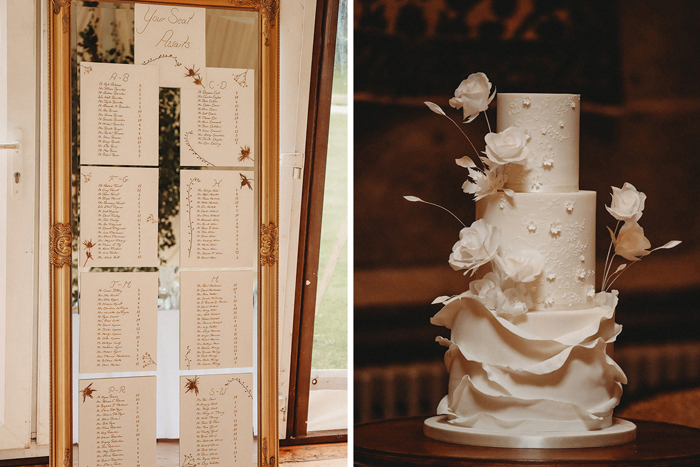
[432,296,452,304]
[424,101,446,116]
[403,196,466,227]
[652,240,681,251]
[455,156,477,168]
[607,226,617,243]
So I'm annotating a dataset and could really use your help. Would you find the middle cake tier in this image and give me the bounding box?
[476,191,596,311]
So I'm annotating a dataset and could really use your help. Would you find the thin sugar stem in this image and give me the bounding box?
[601,220,620,289]
[445,115,482,164]
[602,254,616,291]
[605,260,639,291]
[416,199,467,228]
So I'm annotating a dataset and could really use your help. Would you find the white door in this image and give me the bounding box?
[0,0,49,459]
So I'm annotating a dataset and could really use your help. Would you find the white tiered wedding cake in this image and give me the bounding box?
[410,74,679,448]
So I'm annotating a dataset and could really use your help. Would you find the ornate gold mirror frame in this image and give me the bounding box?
[48,1,279,465]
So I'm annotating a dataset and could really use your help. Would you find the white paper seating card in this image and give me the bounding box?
[79,62,160,166]
[79,272,158,373]
[180,373,254,466]
[134,3,207,89]
[80,166,159,267]
[79,377,157,467]
[180,169,255,268]
[181,67,255,167]
[180,270,254,370]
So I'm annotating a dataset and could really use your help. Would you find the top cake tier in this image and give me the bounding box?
[497,94,581,193]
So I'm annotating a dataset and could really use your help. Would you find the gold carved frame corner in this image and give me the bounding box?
[234,0,279,46]
[50,0,71,33]
[48,1,279,466]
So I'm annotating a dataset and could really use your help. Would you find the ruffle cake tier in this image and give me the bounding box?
[431,291,627,433]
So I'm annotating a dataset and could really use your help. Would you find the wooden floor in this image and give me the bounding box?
[279,443,347,466]
[154,441,349,466]
[12,442,348,467]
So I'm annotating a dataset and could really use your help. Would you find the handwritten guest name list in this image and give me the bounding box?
[79,377,156,467]
[180,373,254,467]
[180,271,254,370]
[180,170,255,268]
[80,272,158,374]
[134,4,206,88]
[81,166,159,268]
[80,62,159,166]
[181,67,255,167]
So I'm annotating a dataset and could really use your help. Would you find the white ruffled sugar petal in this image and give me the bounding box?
[462,180,478,194]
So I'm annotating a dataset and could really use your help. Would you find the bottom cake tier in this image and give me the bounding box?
[431,291,627,433]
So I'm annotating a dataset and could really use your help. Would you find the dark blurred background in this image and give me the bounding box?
[354,0,700,426]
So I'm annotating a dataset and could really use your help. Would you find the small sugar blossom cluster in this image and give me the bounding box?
[407,73,546,318]
[601,183,680,290]
[425,72,532,201]
[406,72,680,317]
[444,218,544,318]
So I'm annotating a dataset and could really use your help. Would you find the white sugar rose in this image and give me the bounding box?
[462,166,505,201]
[448,73,495,122]
[499,283,533,317]
[449,220,501,275]
[606,182,646,222]
[467,272,502,310]
[484,126,531,166]
[496,249,545,283]
[614,221,651,261]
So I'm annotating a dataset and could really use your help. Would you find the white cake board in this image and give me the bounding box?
[424,415,636,449]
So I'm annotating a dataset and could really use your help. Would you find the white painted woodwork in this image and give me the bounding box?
[0,0,48,458]
[278,0,318,439]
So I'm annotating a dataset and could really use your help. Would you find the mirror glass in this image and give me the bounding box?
[70,2,261,464]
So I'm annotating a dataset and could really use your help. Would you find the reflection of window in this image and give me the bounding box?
[286,0,348,441]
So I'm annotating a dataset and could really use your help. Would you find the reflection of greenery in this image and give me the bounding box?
[158,90,180,251]
[331,0,348,106]
[311,111,348,370]
[72,6,180,302]
[311,0,349,370]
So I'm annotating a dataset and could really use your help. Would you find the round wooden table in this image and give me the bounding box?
[354,416,700,466]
